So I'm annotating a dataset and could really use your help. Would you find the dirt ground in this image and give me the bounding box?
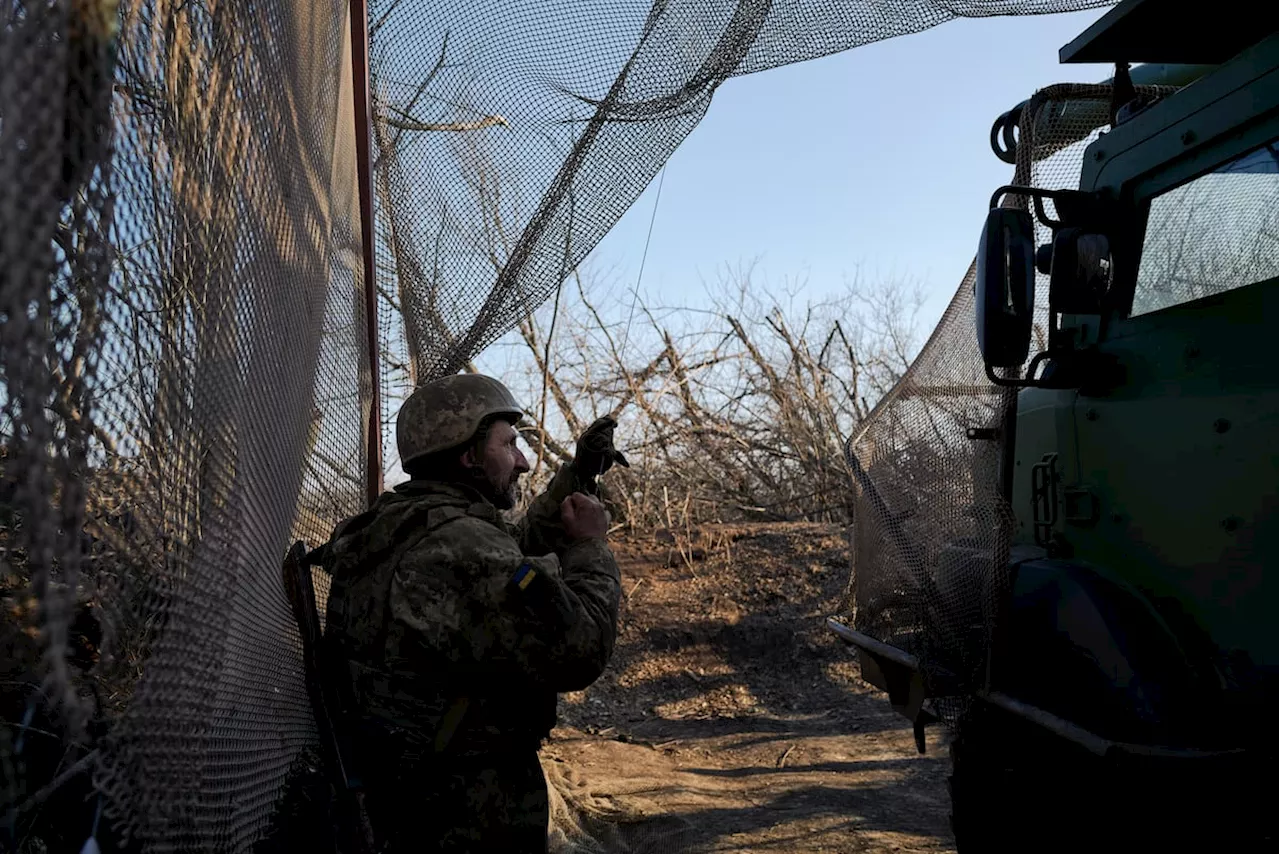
[542,522,957,854]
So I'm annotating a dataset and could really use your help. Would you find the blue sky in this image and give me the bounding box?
[580,7,1114,333]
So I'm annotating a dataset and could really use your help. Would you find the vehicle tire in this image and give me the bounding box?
[948,711,1272,852]
[946,714,1087,854]
[947,727,1023,854]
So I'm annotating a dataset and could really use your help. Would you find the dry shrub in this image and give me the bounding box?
[491,261,921,530]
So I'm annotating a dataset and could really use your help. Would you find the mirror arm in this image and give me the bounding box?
[989,185,1097,229]
[985,351,1052,389]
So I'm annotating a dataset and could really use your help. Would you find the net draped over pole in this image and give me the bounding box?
[0,1,1112,850]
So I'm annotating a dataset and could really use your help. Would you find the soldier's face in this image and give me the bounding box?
[475,419,530,509]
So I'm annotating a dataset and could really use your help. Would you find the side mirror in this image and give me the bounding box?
[976,207,1035,369]
[1048,228,1111,315]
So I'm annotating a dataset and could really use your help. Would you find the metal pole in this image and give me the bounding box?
[350,0,383,506]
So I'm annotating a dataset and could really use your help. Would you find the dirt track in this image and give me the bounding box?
[543,523,957,853]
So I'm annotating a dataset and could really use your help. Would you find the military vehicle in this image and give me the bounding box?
[830,1,1277,848]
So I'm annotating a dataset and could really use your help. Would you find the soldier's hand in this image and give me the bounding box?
[561,493,609,541]
[573,416,630,479]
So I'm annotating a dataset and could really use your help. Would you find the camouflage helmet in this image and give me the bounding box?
[396,373,524,468]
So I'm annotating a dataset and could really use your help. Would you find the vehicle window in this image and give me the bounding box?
[1132,143,1279,317]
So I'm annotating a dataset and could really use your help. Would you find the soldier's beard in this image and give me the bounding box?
[498,482,519,510]
[469,459,520,510]
[489,475,519,511]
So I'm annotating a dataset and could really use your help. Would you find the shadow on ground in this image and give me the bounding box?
[547,522,956,854]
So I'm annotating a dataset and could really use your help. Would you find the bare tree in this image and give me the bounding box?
[490,262,923,530]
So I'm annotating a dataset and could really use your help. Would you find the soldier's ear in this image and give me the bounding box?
[459,446,478,468]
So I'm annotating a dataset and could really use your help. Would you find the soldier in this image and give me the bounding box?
[323,373,626,852]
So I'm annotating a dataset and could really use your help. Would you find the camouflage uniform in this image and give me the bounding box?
[324,462,621,852]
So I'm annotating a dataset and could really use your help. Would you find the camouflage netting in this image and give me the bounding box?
[1,0,1113,851]
[366,0,1117,465]
[837,81,1180,726]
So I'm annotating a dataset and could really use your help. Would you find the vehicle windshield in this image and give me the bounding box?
[1132,143,1279,316]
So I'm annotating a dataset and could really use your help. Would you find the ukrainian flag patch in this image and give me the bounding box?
[511,563,537,591]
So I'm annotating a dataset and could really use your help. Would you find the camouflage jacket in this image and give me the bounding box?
[323,464,621,764]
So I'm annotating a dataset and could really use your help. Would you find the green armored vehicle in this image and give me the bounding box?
[831,1,1277,848]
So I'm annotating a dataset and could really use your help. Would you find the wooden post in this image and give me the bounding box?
[350,0,383,506]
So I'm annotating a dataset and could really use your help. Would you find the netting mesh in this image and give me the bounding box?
[367,0,1115,416]
[3,1,364,849]
[835,81,1183,725]
[1,0,1115,850]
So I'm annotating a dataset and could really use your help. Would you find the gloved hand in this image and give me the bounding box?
[573,416,630,479]
[561,493,610,541]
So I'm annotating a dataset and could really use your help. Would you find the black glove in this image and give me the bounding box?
[573,416,630,479]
